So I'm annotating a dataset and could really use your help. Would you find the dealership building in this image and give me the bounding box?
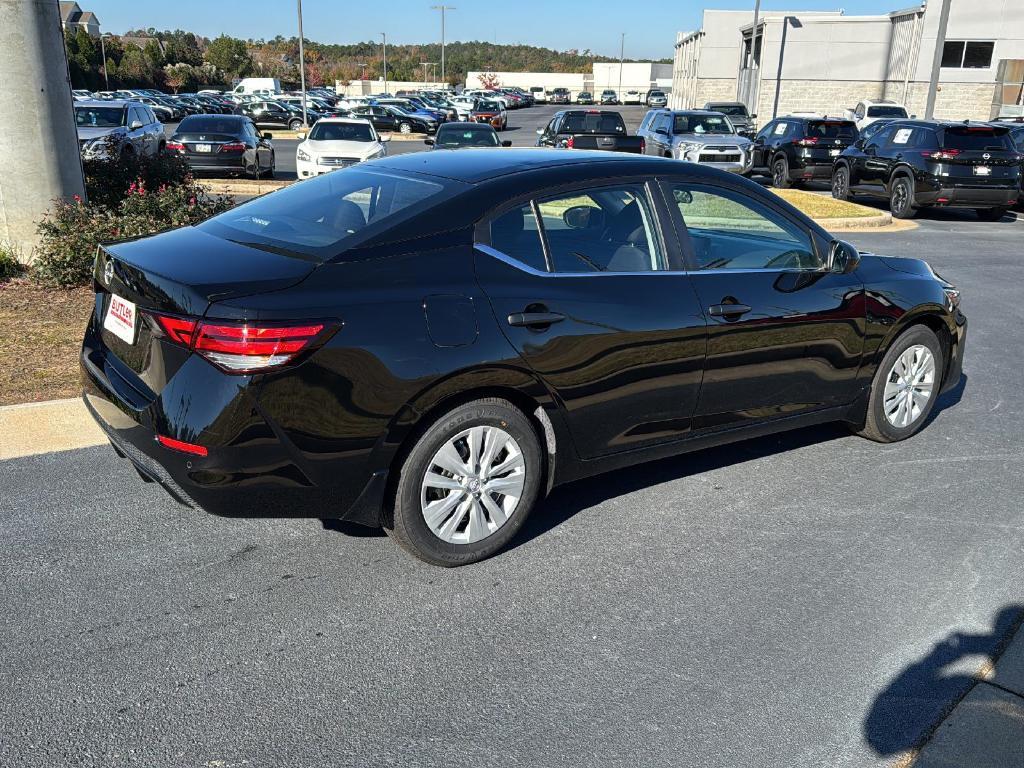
[465,62,672,100]
[672,2,1024,121]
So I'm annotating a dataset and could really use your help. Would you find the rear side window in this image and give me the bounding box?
[887,126,938,150]
[806,121,857,139]
[489,206,547,272]
[561,113,626,134]
[941,127,1014,151]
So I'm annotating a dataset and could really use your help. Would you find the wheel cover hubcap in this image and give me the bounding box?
[420,425,526,544]
[883,344,935,428]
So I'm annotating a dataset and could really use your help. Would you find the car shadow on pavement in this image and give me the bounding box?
[863,603,1024,758]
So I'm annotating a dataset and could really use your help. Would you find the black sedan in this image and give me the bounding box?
[166,114,274,177]
[425,122,512,149]
[82,150,965,566]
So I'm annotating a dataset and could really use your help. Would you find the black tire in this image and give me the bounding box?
[855,325,944,443]
[976,207,1008,222]
[385,398,543,567]
[289,119,302,131]
[889,175,918,219]
[399,122,412,135]
[771,156,792,189]
[831,165,851,201]
[264,152,275,179]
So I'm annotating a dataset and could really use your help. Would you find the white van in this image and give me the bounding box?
[233,78,282,96]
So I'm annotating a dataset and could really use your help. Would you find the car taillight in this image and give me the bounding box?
[796,137,819,146]
[166,141,185,152]
[219,141,246,152]
[922,149,961,161]
[639,137,645,154]
[566,136,575,148]
[149,313,328,373]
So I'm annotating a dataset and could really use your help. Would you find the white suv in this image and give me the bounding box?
[846,99,909,130]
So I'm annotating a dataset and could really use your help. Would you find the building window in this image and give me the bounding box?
[941,41,995,69]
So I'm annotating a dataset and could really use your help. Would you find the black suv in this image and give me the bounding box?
[832,120,1021,220]
[750,116,859,188]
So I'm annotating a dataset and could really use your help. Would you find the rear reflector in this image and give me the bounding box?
[922,149,961,161]
[157,434,208,456]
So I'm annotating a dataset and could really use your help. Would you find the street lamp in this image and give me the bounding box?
[296,0,308,128]
[420,61,436,88]
[355,62,367,81]
[380,32,388,95]
[618,32,625,101]
[430,5,455,85]
[771,16,802,120]
[99,32,112,90]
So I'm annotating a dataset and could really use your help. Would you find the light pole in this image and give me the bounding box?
[420,61,429,88]
[356,62,367,81]
[296,0,308,128]
[99,32,111,90]
[771,16,802,119]
[430,5,455,85]
[925,0,952,119]
[618,32,625,101]
[380,32,388,94]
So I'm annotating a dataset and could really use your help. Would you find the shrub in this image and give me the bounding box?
[82,137,192,209]
[0,243,24,282]
[33,182,232,288]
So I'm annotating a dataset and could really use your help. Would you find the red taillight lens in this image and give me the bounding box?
[566,135,575,148]
[157,434,208,456]
[152,314,197,345]
[639,137,646,154]
[219,141,246,153]
[922,149,961,161]
[166,141,185,152]
[193,323,325,372]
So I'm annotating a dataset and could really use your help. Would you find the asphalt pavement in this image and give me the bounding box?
[4,108,1023,767]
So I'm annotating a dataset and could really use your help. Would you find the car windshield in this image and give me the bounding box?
[867,106,908,118]
[673,114,734,134]
[308,122,374,142]
[942,126,1014,151]
[476,101,501,112]
[807,121,857,139]
[75,106,125,128]
[436,126,499,147]
[200,168,461,261]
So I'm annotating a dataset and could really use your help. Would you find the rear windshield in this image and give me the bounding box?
[308,122,374,141]
[806,121,857,139]
[436,126,499,147]
[713,105,748,117]
[562,112,626,134]
[867,106,908,118]
[942,126,1014,151]
[75,106,125,128]
[199,168,463,261]
[177,116,243,134]
[673,114,734,134]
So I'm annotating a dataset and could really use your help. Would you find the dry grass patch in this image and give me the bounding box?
[771,188,880,219]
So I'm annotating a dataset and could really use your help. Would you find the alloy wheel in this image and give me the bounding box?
[833,168,848,199]
[399,123,412,134]
[773,160,787,188]
[891,180,909,215]
[420,425,526,545]
[883,344,936,428]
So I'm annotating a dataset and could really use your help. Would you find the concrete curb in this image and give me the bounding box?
[819,212,893,229]
[200,179,292,196]
[0,398,105,460]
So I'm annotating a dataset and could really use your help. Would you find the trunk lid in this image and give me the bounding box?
[936,125,1020,182]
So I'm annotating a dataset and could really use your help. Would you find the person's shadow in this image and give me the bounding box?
[864,603,1024,756]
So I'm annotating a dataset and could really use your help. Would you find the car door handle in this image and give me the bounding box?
[507,311,566,328]
[708,303,752,318]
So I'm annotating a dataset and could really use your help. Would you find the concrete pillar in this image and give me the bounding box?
[0,0,86,261]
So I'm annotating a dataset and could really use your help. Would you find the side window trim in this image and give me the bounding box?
[658,178,824,273]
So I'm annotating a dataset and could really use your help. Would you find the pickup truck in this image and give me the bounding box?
[535,109,645,153]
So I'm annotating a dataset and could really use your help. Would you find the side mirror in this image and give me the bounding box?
[424,138,435,146]
[295,132,306,140]
[380,134,391,142]
[910,114,917,119]
[129,120,143,130]
[563,205,605,230]
[674,189,694,205]
[262,132,273,140]
[751,113,757,119]
[501,140,512,147]
[655,128,668,136]
[827,239,860,274]
[535,127,544,135]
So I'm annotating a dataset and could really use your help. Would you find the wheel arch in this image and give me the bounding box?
[877,306,954,383]
[887,164,916,189]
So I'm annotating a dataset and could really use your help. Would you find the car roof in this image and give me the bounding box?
[313,116,372,125]
[180,113,246,122]
[372,147,677,184]
[75,99,130,107]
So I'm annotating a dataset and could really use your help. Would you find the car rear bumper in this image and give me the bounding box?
[183,154,247,173]
[791,161,835,180]
[915,183,1019,208]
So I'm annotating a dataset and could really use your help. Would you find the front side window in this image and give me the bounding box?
[535,185,664,273]
[668,183,821,271]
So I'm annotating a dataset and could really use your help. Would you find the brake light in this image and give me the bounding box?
[219,141,246,153]
[166,141,185,152]
[157,434,208,457]
[922,149,961,161]
[566,135,575,148]
[639,137,645,154]
[796,137,819,146]
[148,313,328,373]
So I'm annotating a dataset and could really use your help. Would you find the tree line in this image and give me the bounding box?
[65,28,669,92]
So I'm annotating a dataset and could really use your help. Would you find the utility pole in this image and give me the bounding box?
[99,31,110,89]
[925,0,952,119]
[618,32,625,100]
[380,32,388,94]
[296,0,308,127]
[430,5,455,85]
[0,0,86,260]
[420,61,430,88]
[356,62,367,81]
[771,16,801,119]
[750,0,761,68]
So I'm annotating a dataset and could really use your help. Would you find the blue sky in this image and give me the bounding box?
[87,0,901,59]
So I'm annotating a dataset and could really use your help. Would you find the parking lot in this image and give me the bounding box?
[3,161,1023,768]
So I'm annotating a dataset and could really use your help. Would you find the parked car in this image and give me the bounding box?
[855,118,899,146]
[750,116,859,188]
[242,100,308,131]
[623,90,643,106]
[1006,123,1024,210]
[647,90,668,108]
[470,100,508,131]
[831,119,1021,220]
[425,122,511,149]
[549,88,571,105]
[166,114,274,178]
[82,150,966,566]
[536,109,645,153]
[350,104,434,135]
[130,97,176,123]
[295,117,388,177]
[703,101,756,137]
[530,86,547,103]
[376,98,446,125]
[600,90,619,105]
[72,89,93,101]
[845,99,910,131]
[576,91,595,105]
[74,99,164,159]
[638,109,752,173]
